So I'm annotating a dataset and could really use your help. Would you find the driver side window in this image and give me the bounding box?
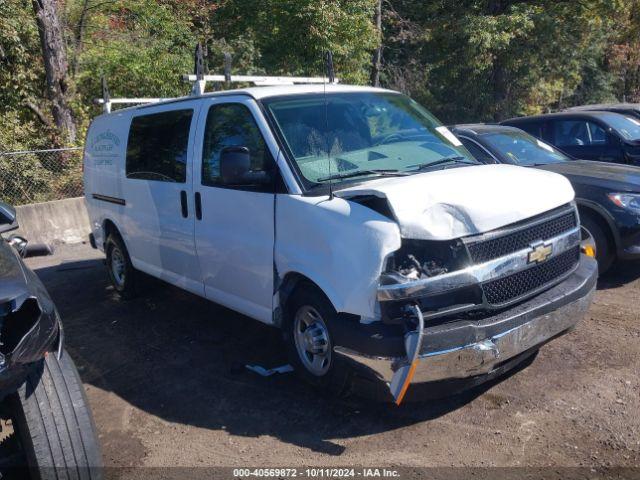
[553,120,608,147]
[202,103,273,187]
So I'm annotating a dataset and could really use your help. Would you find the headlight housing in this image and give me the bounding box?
[607,193,640,214]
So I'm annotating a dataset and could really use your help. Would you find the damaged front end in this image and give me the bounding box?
[378,237,479,323]
[0,294,61,400]
[0,240,62,400]
[334,204,598,404]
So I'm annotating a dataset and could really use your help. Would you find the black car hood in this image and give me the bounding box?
[536,160,640,191]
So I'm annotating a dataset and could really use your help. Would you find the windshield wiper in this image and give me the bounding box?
[317,169,407,183]
[409,156,477,171]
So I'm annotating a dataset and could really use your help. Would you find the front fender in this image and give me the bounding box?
[275,194,401,319]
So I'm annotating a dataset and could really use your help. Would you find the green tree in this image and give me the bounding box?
[382,0,620,123]
[0,0,52,150]
[605,0,640,102]
[210,0,378,84]
[74,0,196,106]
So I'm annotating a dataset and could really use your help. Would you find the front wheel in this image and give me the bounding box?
[580,213,614,274]
[283,285,350,396]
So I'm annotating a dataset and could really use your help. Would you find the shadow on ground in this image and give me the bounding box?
[597,260,640,290]
[33,254,533,456]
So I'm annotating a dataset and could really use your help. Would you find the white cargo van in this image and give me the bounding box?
[84,84,597,403]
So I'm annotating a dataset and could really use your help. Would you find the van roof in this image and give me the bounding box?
[99,84,396,116]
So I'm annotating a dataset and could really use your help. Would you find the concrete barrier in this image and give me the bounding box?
[14,197,90,245]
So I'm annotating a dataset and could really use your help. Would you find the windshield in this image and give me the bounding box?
[481,130,569,165]
[263,92,477,186]
[601,113,640,141]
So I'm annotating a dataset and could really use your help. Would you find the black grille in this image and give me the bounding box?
[467,210,577,264]
[482,246,580,305]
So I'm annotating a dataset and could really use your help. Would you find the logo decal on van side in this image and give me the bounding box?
[91,130,120,165]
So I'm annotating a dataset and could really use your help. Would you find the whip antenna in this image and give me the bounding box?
[324,50,334,200]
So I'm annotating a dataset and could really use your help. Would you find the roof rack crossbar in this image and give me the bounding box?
[182,74,338,86]
[94,98,168,113]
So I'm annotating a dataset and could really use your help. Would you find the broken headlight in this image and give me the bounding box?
[380,238,470,285]
[0,298,41,357]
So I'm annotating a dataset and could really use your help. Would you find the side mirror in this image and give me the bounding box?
[220,146,271,186]
[0,201,18,234]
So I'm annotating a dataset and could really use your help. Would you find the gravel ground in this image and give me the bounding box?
[11,244,640,477]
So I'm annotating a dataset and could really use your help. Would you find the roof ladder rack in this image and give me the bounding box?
[95,44,339,113]
[94,77,168,113]
[183,44,338,91]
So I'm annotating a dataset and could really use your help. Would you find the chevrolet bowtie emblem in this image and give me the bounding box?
[528,242,553,264]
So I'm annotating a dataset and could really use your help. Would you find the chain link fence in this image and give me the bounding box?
[0,147,84,206]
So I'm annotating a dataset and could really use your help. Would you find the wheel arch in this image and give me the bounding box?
[275,271,340,328]
[101,217,133,257]
[102,218,119,241]
[576,199,619,252]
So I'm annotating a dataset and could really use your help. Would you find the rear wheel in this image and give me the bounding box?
[283,284,350,396]
[105,234,137,299]
[9,351,103,479]
[580,213,614,274]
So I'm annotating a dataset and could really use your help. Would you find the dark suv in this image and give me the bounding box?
[502,111,640,166]
[451,123,640,273]
[564,103,640,120]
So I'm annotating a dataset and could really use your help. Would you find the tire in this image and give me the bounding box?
[580,213,614,274]
[105,233,137,299]
[283,284,350,397]
[9,351,103,480]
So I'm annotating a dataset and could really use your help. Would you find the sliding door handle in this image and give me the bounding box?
[195,192,202,220]
[180,190,188,218]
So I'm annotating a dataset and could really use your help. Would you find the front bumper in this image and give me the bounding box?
[335,255,597,401]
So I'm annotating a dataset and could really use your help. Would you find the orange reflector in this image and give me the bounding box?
[581,244,596,258]
[395,360,419,406]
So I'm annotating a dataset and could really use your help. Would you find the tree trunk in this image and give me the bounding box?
[32,0,76,144]
[487,0,511,121]
[70,0,90,76]
[370,0,383,87]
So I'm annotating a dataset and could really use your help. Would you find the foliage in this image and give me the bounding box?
[382,0,628,123]
[209,0,378,83]
[2,0,640,149]
[0,0,50,150]
[74,1,196,105]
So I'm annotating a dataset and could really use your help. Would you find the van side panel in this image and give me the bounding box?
[83,112,131,251]
[275,195,401,319]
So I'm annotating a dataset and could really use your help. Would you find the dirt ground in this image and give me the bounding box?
[12,243,640,476]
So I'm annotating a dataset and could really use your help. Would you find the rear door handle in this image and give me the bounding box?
[180,190,188,218]
[195,192,202,220]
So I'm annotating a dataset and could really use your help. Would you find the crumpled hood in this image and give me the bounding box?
[337,164,575,240]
